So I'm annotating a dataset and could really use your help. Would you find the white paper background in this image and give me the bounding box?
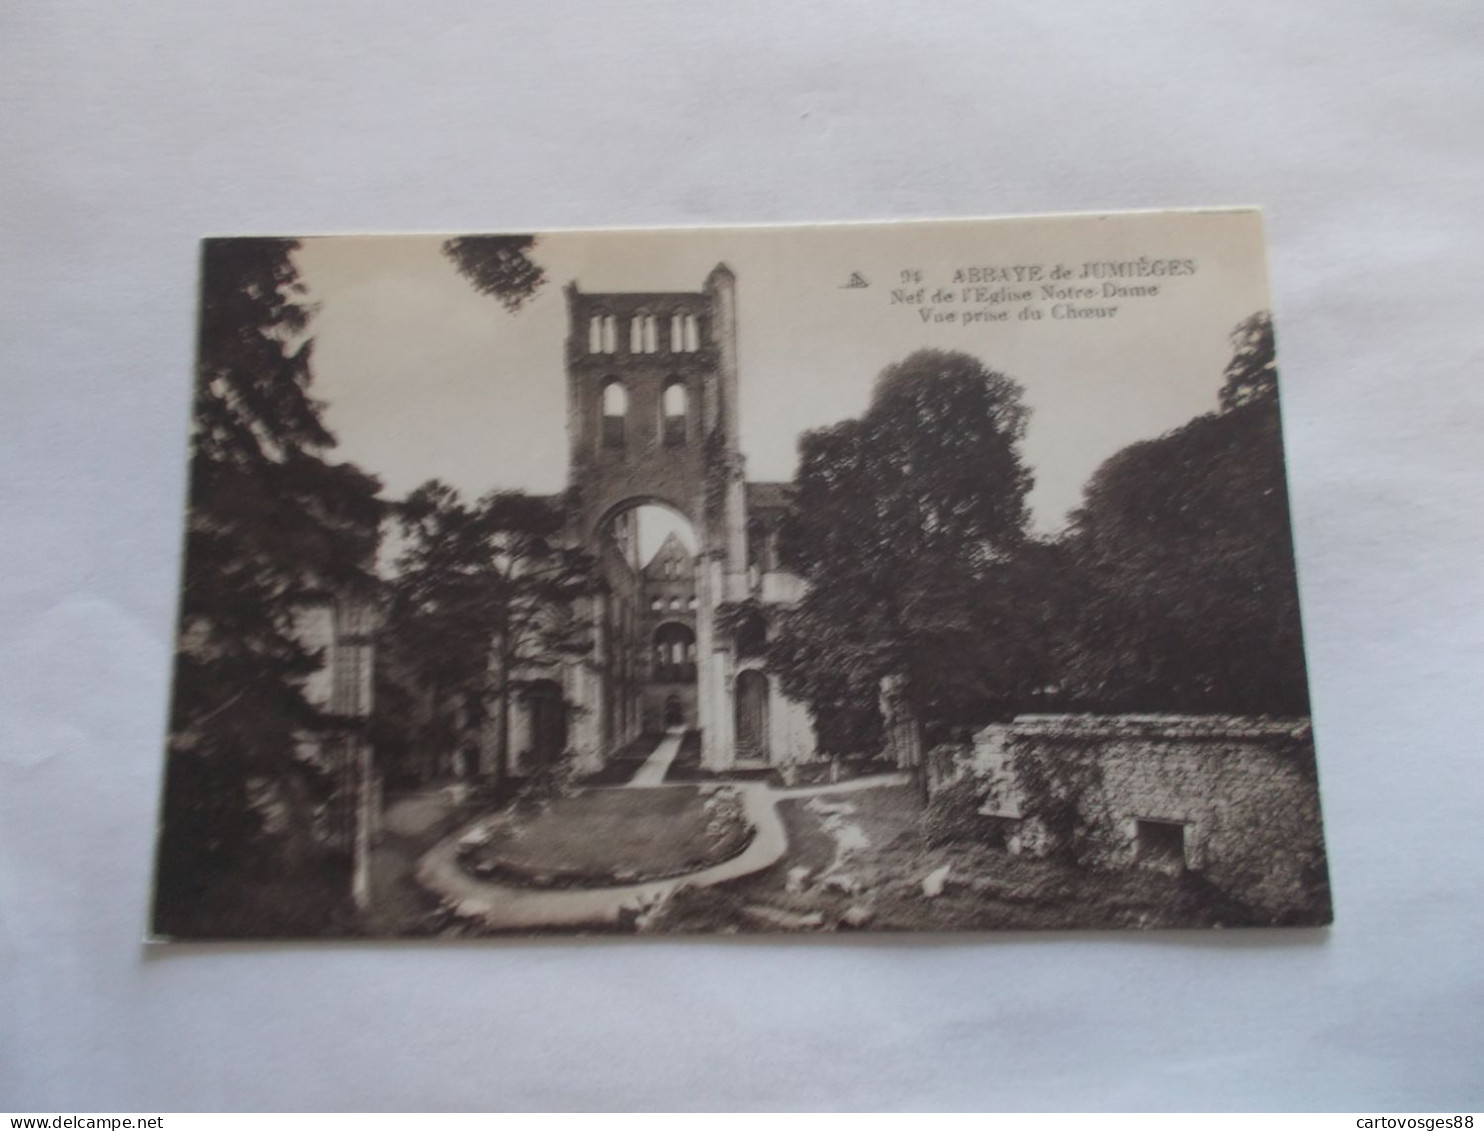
[3,0,1481,1113]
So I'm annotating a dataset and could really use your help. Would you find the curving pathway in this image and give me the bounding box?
[416,773,908,932]
[626,727,685,787]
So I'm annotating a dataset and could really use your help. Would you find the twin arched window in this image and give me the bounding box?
[590,310,699,354]
[589,314,618,354]
[670,313,700,352]
[599,378,688,450]
[631,314,659,354]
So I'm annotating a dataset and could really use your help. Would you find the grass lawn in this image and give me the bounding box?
[461,785,751,888]
[649,784,1266,933]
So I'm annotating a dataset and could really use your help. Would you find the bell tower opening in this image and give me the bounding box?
[563,265,748,772]
[594,501,704,754]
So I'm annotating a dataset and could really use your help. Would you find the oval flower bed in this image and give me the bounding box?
[458,785,754,890]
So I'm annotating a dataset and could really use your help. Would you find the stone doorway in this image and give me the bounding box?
[735,669,770,761]
[523,679,567,767]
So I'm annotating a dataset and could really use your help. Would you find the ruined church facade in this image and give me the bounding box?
[554,264,816,774]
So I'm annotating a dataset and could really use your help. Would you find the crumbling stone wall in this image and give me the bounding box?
[935,715,1330,922]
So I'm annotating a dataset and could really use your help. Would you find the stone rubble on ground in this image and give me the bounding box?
[785,865,813,894]
[839,902,877,929]
[803,795,878,902]
[921,863,952,898]
[832,822,870,855]
[822,872,863,895]
[743,904,825,931]
[805,797,857,817]
[619,886,675,931]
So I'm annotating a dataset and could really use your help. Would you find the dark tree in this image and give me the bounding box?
[772,350,1038,757]
[1219,311,1278,411]
[441,236,545,312]
[1060,311,1308,715]
[156,239,383,935]
[368,235,555,792]
[390,483,594,795]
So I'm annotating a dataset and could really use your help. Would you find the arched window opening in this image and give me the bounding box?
[522,679,567,766]
[736,610,768,658]
[652,623,697,684]
[670,312,684,352]
[747,518,768,589]
[746,519,766,570]
[684,313,700,352]
[735,669,770,760]
[589,315,603,354]
[601,381,627,448]
[630,314,659,354]
[663,381,688,446]
[602,314,618,354]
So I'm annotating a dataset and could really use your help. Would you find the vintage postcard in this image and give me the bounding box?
[152,210,1331,939]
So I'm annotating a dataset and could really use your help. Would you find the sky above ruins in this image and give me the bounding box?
[294,211,1272,545]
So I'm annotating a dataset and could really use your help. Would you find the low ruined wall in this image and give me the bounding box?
[933,714,1329,922]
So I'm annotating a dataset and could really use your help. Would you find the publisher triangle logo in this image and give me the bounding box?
[841,271,870,289]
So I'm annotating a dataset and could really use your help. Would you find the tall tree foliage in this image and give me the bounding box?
[772,350,1038,747]
[390,483,594,794]
[441,236,545,311]
[156,239,382,933]
[371,235,559,790]
[1060,311,1308,714]
[1219,311,1278,411]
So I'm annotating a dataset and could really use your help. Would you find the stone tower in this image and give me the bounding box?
[563,265,749,769]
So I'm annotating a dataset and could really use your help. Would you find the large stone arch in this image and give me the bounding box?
[587,493,696,548]
[564,267,749,771]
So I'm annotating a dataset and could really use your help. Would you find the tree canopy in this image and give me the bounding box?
[772,350,1038,744]
[157,239,383,934]
[387,482,594,791]
[1059,310,1308,715]
[441,235,545,312]
[1219,311,1278,411]
[768,320,1308,748]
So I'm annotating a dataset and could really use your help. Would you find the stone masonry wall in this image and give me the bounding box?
[935,715,1330,922]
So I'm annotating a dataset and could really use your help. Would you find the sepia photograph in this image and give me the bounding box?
[151,210,1331,939]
